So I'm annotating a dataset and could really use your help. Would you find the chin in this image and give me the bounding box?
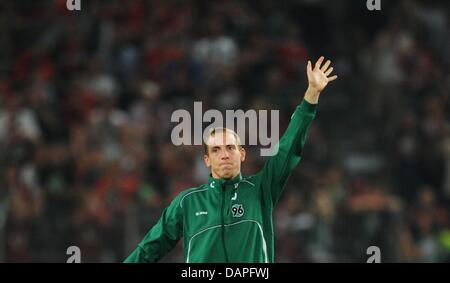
[221,171,236,179]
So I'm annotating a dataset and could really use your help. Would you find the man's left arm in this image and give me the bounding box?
[258,56,338,207]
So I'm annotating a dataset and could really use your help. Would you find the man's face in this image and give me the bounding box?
[204,131,246,179]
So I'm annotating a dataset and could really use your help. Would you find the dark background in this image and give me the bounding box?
[0,0,449,262]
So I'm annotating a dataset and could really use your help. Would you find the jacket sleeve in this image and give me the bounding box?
[124,194,183,263]
[257,99,317,207]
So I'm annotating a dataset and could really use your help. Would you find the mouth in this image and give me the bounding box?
[220,163,233,167]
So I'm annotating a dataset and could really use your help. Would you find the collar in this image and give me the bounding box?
[208,173,243,190]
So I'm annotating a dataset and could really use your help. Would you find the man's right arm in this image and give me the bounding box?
[124,195,183,263]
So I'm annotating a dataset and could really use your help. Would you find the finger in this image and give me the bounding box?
[315,56,324,70]
[321,60,331,72]
[327,75,338,82]
[307,60,312,73]
[325,67,334,76]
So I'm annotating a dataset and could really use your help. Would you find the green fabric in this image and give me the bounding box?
[124,99,317,263]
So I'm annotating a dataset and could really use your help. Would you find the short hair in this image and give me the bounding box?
[204,127,242,155]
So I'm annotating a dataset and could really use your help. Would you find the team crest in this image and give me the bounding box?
[231,204,244,217]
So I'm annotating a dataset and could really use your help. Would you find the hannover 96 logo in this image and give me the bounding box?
[231,204,244,217]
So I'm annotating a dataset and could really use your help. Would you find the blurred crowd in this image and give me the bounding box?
[0,0,449,262]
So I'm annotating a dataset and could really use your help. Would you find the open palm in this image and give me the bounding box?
[307,56,337,93]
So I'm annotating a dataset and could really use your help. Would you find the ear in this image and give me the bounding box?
[240,147,246,162]
[204,154,211,168]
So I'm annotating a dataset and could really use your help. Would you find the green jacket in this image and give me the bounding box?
[124,100,317,263]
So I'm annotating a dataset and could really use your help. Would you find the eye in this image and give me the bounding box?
[227,145,235,150]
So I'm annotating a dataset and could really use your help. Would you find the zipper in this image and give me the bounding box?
[221,183,229,263]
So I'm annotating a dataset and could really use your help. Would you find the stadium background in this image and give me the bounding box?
[0,0,449,262]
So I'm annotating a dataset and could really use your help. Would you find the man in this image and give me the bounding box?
[124,56,337,263]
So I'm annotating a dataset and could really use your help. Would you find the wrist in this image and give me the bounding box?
[304,86,320,104]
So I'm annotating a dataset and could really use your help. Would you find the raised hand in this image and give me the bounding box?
[304,56,338,104]
[307,56,337,92]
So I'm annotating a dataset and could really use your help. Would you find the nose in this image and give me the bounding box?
[220,148,230,159]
